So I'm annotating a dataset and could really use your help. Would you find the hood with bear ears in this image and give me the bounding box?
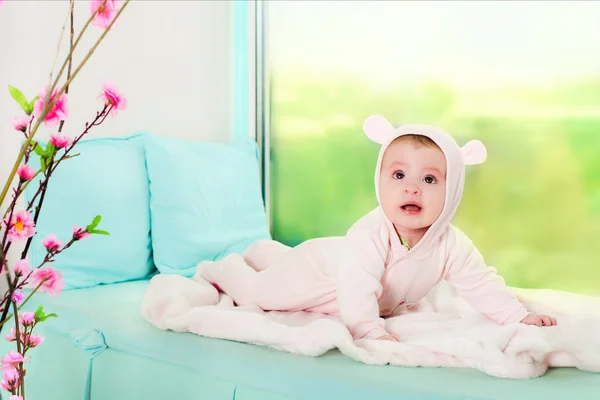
[363,115,487,255]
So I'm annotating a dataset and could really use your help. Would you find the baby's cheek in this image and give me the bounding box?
[379,183,394,203]
[430,193,446,220]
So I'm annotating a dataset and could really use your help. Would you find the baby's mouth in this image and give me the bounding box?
[400,203,422,214]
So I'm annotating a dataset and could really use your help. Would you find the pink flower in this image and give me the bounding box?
[33,86,68,128]
[73,225,91,240]
[31,267,64,297]
[98,80,127,117]
[2,211,36,242]
[49,132,72,149]
[12,115,31,132]
[4,328,16,343]
[1,352,26,370]
[18,312,34,327]
[90,0,119,29]
[1,368,19,392]
[41,234,63,252]
[11,291,24,305]
[16,164,35,181]
[13,259,30,277]
[25,334,44,348]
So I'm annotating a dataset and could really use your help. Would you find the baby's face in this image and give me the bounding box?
[378,140,446,232]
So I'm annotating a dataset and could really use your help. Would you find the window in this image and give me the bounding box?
[264,1,600,294]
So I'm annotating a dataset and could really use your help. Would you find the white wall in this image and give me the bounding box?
[0,0,234,274]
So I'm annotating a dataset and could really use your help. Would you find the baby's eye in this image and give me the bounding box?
[393,171,405,180]
[423,176,436,184]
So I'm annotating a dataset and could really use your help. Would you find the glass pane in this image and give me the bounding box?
[267,1,600,295]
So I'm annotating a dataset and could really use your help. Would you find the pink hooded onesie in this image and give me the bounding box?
[197,115,530,340]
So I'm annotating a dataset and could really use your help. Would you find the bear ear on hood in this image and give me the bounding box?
[460,140,487,165]
[363,115,396,145]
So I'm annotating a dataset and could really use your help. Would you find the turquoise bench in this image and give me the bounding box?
[2,279,598,400]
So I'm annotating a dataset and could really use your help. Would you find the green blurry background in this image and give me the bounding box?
[266,1,600,295]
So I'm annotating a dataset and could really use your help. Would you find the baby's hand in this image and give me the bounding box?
[520,313,557,327]
[377,334,399,342]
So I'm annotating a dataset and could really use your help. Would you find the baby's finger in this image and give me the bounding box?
[540,316,551,326]
[550,316,557,326]
[534,317,543,326]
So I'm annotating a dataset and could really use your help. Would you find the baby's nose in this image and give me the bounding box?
[404,184,421,195]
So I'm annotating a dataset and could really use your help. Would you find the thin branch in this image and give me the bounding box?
[47,0,74,88]
[57,0,75,135]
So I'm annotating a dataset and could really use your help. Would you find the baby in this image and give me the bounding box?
[198,115,556,341]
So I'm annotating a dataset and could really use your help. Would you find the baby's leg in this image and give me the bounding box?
[197,253,335,312]
[243,239,291,272]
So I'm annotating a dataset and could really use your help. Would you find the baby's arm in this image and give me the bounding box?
[336,229,392,340]
[444,228,530,325]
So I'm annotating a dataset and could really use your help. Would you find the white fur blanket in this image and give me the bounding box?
[140,270,600,379]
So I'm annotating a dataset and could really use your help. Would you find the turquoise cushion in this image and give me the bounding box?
[25,134,155,290]
[144,134,271,276]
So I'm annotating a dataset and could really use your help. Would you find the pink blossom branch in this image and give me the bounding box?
[0,229,79,324]
[53,103,112,173]
[0,0,130,210]
[1,235,72,309]
[0,2,129,395]
[0,99,113,324]
[19,103,111,264]
[24,103,110,214]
